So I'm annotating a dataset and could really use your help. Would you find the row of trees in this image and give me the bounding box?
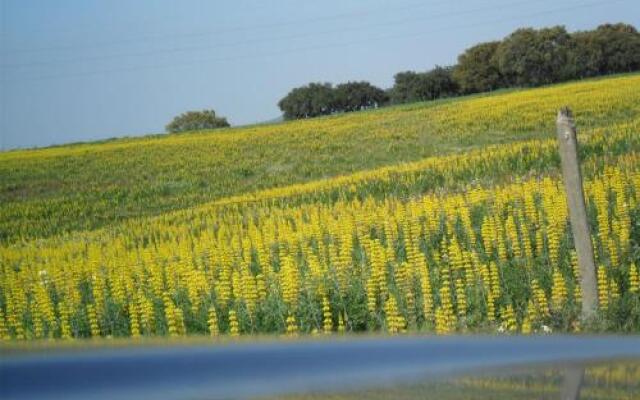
[455,23,640,93]
[166,23,639,130]
[277,81,388,120]
[279,23,640,119]
[389,66,458,104]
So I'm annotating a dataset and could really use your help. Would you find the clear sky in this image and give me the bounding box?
[1,0,638,150]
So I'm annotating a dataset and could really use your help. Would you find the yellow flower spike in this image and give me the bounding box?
[228,309,240,337]
[455,278,467,320]
[86,304,101,338]
[129,302,141,338]
[58,301,73,340]
[163,293,179,337]
[607,237,619,268]
[569,251,583,305]
[438,279,455,333]
[208,306,219,336]
[505,216,522,259]
[280,255,300,309]
[285,313,298,337]
[551,269,568,311]
[531,279,549,318]
[0,308,10,341]
[629,263,639,294]
[322,295,333,334]
[597,266,610,311]
[501,304,517,333]
[434,307,449,335]
[609,277,620,302]
[384,296,406,334]
[489,262,501,299]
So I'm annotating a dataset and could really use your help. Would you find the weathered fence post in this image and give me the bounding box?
[556,107,598,318]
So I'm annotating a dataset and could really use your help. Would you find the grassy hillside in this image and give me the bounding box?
[1,74,639,242]
[1,74,639,341]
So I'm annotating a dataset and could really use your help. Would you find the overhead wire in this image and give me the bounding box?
[2,0,565,70]
[1,0,456,54]
[1,0,625,83]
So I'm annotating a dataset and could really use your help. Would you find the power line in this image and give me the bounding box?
[3,0,624,83]
[1,0,455,54]
[1,0,561,70]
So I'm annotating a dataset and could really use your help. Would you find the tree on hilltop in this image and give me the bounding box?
[495,26,574,87]
[277,82,336,120]
[166,110,230,133]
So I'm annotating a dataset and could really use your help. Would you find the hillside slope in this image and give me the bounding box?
[1,74,639,340]
[1,74,639,243]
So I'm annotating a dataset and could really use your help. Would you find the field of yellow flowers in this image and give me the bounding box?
[0,74,639,341]
[1,74,639,243]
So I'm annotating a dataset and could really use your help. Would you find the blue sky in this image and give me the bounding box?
[1,0,638,149]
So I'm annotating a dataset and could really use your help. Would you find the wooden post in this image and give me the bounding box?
[556,107,598,318]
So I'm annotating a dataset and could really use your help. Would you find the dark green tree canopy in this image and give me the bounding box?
[496,26,574,87]
[166,110,230,133]
[333,81,389,112]
[453,41,503,94]
[595,23,640,73]
[572,23,640,78]
[390,66,458,104]
[276,22,640,118]
[421,66,458,100]
[570,30,604,78]
[389,71,423,104]
[278,81,387,119]
[278,82,336,120]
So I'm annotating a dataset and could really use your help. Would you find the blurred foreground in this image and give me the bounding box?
[1,335,640,400]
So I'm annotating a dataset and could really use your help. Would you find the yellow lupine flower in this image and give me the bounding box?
[569,251,582,305]
[551,269,568,311]
[208,306,219,336]
[531,279,549,318]
[58,301,73,340]
[501,304,517,333]
[322,295,333,334]
[455,278,467,320]
[86,304,101,338]
[419,265,434,323]
[129,302,141,338]
[629,263,639,294]
[0,308,10,341]
[597,266,609,311]
[286,313,298,337]
[280,255,299,309]
[228,309,240,337]
[384,296,406,334]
